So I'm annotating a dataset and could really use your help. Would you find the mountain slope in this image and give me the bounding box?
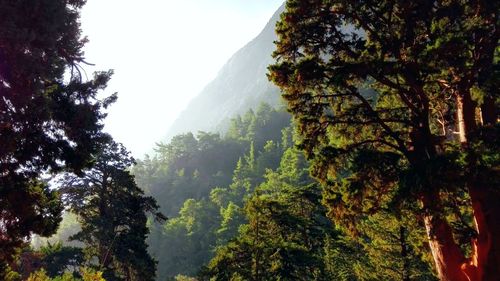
[165,4,285,140]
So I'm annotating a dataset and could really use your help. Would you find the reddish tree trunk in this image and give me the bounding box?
[417,91,498,281]
[482,194,500,281]
[422,192,469,281]
[464,187,500,281]
[454,91,500,281]
[422,190,500,281]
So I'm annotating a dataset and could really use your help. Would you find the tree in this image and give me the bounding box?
[269,1,499,280]
[157,199,219,280]
[0,0,115,269]
[138,107,292,279]
[202,148,337,280]
[26,268,106,281]
[351,212,436,281]
[39,242,84,278]
[61,137,165,281]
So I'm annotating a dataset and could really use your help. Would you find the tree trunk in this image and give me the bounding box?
[399,226,411,281]
[480,97,497,126]
[480,193,500,281]
[455,91,500,281]
[456,93,477,144]
[422,192,469,281]
[463,186,500,281]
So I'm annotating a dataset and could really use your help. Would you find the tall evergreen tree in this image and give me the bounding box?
[138,106,291,279]
[269,1,499,280]
[351,212,436,280]
[61,136,165,281]
[0,0,115,272]
[158,199,219,280]
[202,148,337,280]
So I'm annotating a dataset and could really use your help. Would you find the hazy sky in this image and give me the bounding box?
[80,0,284,157]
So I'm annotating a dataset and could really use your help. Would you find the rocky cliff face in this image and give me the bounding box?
[165,4,285,140]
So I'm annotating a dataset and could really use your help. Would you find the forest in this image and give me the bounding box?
[0,1,499,281]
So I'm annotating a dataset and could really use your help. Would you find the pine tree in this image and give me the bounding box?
[134,106,293,279]
[0,0,115,272]
[352,212,436,280]
[61,136,165,281]
[158,199,219,280]
[268,1,499,280]
[39,242,84,278]
[202,148,337,280]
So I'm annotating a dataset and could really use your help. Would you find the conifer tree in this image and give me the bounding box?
[158,198,219,280]
[61,136,165,281]
[351,212,436,280]
[134,106,292,279]
[269,1,499,280]
[0,0,115,272]
[202,148,337,280]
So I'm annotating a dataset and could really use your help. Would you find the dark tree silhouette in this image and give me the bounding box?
[0,0,115,272]
[61,136,165,281]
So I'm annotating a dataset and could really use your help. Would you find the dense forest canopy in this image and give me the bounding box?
[1,1,498,281]
[134,105,437,281]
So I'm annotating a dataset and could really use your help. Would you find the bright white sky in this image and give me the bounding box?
[80,0,284,157]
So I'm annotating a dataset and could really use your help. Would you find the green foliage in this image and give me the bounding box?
[39,242,84,278]
[31,212,82,250]
[0,0,115,268]
[26,268,105,281]
[201,148,338,280]
[2,265,21,281]
[1,1,496,280]
[137,132,245,217]
[27,269,52,281]
[158,199,219,278]
[134,104,438,279]
[269,0,499,279]
[351,213,436,281]
[132,106,291,280]
[174,275,197,281]
[60,136,164,281]
[80,268,106,281]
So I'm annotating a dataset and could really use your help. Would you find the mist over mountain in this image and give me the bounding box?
[164,4,285,140]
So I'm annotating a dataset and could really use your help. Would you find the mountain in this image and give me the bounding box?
[164,4,285,140]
